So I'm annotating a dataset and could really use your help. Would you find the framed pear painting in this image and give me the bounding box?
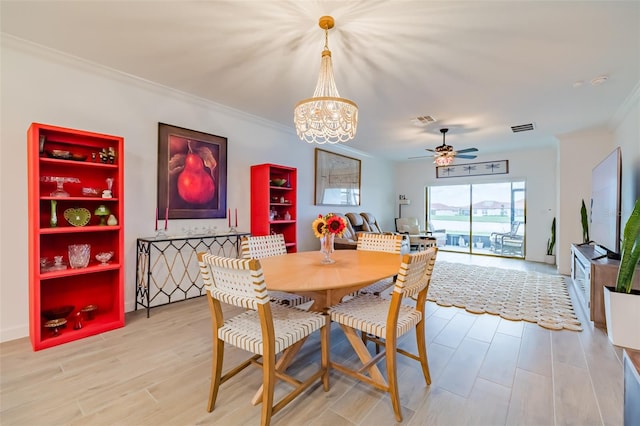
[157,123,227,219]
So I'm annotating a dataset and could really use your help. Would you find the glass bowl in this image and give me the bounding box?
[95,251,114,265]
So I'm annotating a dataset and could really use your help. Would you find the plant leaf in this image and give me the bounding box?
[196,146,217,180]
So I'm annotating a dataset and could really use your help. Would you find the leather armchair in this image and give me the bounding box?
[360,212,410,253]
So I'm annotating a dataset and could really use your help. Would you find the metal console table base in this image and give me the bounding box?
[135,232,249,317]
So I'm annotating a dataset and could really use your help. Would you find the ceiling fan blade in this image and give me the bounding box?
[424,148,436,152]
[408,155,434,159]
[455,147,478,154]
[455,154,478,159]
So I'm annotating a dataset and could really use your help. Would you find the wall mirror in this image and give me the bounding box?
[314,148,361,206]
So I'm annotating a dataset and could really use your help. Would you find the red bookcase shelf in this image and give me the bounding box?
[28,123,125,350]
[250,164,297,253]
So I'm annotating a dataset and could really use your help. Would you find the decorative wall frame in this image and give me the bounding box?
[157,123,227,219]
[314,148,361,206]
[436,160,509,179]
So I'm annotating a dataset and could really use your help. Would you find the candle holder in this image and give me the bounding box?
[228,226,237,234]
[155,229,168,239]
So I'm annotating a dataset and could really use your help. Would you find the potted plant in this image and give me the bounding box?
[603,198,640,349]
[581,199,590,244]
[545,217,556,264]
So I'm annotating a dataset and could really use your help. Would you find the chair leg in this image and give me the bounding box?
[386,335,403,422]
[261,348,276,426]
[415,319,431,385]
[321,315,330,392]
[208,338,225,412]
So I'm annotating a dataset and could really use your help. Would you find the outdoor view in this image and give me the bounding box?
[427,181,525,257]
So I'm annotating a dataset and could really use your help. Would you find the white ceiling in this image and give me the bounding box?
[2,1,639,161]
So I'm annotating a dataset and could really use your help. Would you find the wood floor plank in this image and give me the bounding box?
[436,338,490,398]
[432,312,477,349]
[553,360,602,425]
[466,312,500,343]
[517,323,552,377]
[506,368,555,425]
[478,332,521,387]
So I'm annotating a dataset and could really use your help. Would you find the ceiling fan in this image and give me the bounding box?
[409,128,478,164]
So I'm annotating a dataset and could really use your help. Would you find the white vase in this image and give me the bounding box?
[603,286,640,350]
[544,254,556,265]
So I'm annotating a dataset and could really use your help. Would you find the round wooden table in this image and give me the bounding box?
[250,249,402,404]
[259,249,402,311]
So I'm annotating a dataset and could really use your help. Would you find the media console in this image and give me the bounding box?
[570,243,640,329]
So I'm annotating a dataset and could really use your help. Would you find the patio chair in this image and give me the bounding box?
[328,247,438,422]
[197,253,329,426]
[490,221,522,254]
[240,235,312,307]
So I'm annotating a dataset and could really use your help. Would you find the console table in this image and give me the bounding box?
[570,243,640,328]
[135,232,249,317]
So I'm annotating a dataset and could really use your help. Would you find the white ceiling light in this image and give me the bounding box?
[294,16,358,144]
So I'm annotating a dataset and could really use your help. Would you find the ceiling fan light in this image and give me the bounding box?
[434,156,454,166]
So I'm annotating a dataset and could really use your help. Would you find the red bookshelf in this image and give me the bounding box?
[28,123,125,350]
[250,164,297,252]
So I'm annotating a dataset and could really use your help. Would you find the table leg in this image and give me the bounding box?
[338,324,385,384]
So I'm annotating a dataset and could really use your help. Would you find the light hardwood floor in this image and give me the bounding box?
[1,252,625,425]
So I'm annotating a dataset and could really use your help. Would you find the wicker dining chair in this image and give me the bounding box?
[328,247,438,422]
[356,233,403,296]
[240,234,312,307]
[197,253,329,426]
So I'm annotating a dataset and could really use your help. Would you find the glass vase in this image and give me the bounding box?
[320,233,335,264]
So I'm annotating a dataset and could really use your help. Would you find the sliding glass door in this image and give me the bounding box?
[427,181,525,257]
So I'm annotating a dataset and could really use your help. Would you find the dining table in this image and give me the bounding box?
[250,249,403,404]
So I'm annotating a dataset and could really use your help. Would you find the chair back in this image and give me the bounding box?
[345,212,367,233]
[510,221,522,236]
[391,247,438,301]
[240,234,287,259]
[357,233,403,254]
[395,217,423,234]
[360,212,383,233]
[198,253,270,310]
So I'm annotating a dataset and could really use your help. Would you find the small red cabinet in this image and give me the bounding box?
[28,123,125,350]
[250,164,297,252]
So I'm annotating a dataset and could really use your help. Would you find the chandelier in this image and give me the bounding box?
[294,16,358,144]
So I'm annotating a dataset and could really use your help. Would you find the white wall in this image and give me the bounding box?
[394,147,558,264]
[0,36,395,342]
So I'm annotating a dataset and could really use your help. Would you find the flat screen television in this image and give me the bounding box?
[590,147,622,257]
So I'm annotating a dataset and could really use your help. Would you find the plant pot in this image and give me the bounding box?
[544,254,556,265]
[475,242,484,249]
[603,286,640,350]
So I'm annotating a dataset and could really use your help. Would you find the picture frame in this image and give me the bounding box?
[436,160,509,179]
[314,148,361,206]
[157,123,227,219]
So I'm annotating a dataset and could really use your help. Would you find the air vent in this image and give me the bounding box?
[411,115,437,126]
[511,123,535,133]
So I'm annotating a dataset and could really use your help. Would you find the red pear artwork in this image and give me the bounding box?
[157,123,227,220]
[169,137,217,208]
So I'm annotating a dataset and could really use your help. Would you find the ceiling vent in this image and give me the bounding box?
[411,115,437,126]
[511,123,535,133]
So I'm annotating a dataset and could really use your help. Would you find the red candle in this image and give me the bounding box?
[164,207,168,230]
[155,207,158,231]
[235,208,238,227]
[228,208,231,227]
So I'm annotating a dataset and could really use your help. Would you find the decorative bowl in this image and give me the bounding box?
[271,178,287,187]
[95,251,114,265]
[42,305,75,321]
